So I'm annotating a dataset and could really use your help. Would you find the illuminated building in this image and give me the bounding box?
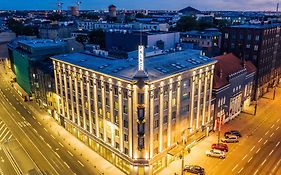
[51,48,216,174]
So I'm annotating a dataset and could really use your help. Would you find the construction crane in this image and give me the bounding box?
[49,0,64,14]
[76,1,82,11]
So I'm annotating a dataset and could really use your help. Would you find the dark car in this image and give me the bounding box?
[183,165,205,175]
[224,130,242,138]
[211,143,228,152]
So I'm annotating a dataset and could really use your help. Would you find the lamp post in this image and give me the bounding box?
[218,105,228,145]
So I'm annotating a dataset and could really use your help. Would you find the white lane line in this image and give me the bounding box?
[277,159,281,165]
[16,98,19,101]
[51,135,55,139]
[250,146,256,151]
[270,133,274,138]
[23,106,26,109]
[256,148,261,153]
[58,142,64,147]
[261,159,267,166]
[238,167,244,174]
[33,128,38,133]
[258,138,263,143]
[269,149,274,156]
[8,102,12,105]
[27,111,31,114]
[232,164,238,172]
[265,131,269,135]
[19,102,22,105]
[39,136,44,140]
[17,111,20,115]
[21,116,25,121]
[55,152,61,158]
[32,116,36,119]
[12,106,16,110]
[264,139,268,145]
[276,141,280,147]
[276,126,279,131]
[271,124,275,128]
[277,119,280,122]
[64,162,70,168]
[44,128,48,132]
[37,121,42,126]
[77,160,84,167]
[242,154,248,160]
[47,143,52,149]
[67,151,73,157]
[254,169,259,175]
[248,157,253,163]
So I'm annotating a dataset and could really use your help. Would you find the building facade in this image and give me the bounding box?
[212,53,256,127]
[51,49,216,175]
[221,23,281,98]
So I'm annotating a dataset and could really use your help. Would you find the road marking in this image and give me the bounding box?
[33,128,37,133]
[277,119,280,122]
[77,160,84,167]
[248,157,253,163]
[16,98,19,101]
[17,111,20,115]
[27,111,31,114]
[264,139,268,145]
[254,169,259,175]
[242,154,247,160]
[67,151,73,157]
[47,143,52,149]
[265,131,269,135]
[55,152,61,158]
[59,142,64,147]
[270,133,274,138]
[39,136,44,140]
[19,102,22,105]
[269,149,274,156]
[8,102,12,105]
[232,164,238,171]
[21,116,25,121]
[271,124,275,128]
[276,126,279,131]
[12,106,16,110]
[256,148,261,153]
[261,159,267,166]
[51,135,55,139]
[64,162,70,168]
[23,106,26,109]
[37,121,42,126]
[44,128,47,132]
[276,141,280,147]
[258,138,263,143]
[238,167,244,174]
[32,116,36,119]
[250,146,256,151]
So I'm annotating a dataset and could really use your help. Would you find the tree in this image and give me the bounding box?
[6,18,38,36]
[175,16,198,32]
[198,21,215,30]
[47,13,66,21]
[88,29,105,48]
[75,35,88,45]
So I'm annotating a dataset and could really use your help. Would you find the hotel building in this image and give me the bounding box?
[51,48,216,175]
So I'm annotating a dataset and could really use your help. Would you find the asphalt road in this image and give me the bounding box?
[0,68,100,174]
[0,145,17,175]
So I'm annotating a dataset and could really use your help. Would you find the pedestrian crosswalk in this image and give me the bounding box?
[17,121,31,128]
[0,120,13,143]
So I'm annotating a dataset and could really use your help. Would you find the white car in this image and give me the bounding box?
[205,149,225,159]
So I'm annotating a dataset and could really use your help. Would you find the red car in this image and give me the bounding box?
[211,143,228,152]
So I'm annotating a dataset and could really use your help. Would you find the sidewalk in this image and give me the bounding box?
[0,64,125,175]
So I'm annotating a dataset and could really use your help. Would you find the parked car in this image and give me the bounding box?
[221,136,239,143]
[224,130,242,138]
[211,143,228,152]
[183,165,205,175]
[205,149,225,159]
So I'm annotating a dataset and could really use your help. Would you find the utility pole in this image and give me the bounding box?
[254,101,258,115]
[273,86,276,100]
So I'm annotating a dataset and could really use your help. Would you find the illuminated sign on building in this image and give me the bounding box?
[138,45,144,71]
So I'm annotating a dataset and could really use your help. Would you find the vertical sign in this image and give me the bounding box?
[138,45,144,71]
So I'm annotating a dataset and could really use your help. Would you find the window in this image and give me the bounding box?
[105,83,109,92]
[124,134,128,142]
[154,105,159,114]
[246,44,250,48]
[154,119,159,129]
[107,137,111,144]
[164,115,168,124]
[172,98,176,106]
[124,120,128,128]
[114,87,118,95]
[105,98,109,106]
[138,137,144,149]
[124,148,129,155]
[247,34,252,40]
[254,45,259,51]
[138,93,144,104]
[114,115,119,124]
[255,35,260,41]
[123,105,128,114]
[106,112,110,119]
[114,101,118,109]
[172,111,176,119]
[115,129,119,137]
[164,101,168,110]
[115,142,119,149]
[224,33,229,39]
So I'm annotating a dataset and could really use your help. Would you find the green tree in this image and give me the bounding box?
[175,16,198,32]
[88,29,105,48]
[6,18,38,36]
[75,35,88,44]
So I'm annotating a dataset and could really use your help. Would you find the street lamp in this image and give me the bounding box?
[217,105,228,145]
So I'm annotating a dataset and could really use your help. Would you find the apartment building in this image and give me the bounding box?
[51,48,216,174]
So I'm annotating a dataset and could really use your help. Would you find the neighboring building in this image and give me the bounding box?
[181,28,221,57]
[221,23,281,98]
[178,6,201,16]
[76,21,169,32]
[212,53,256,127]
[39,24,76,39]
[69,6,79,16]
[109,4,117,18]
[105,31,180,52]
[0,31,16,59]
[51,48,216,175]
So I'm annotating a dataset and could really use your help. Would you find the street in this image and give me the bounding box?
[159,88,281,175]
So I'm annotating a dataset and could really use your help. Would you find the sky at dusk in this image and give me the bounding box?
[0,0,279,11]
